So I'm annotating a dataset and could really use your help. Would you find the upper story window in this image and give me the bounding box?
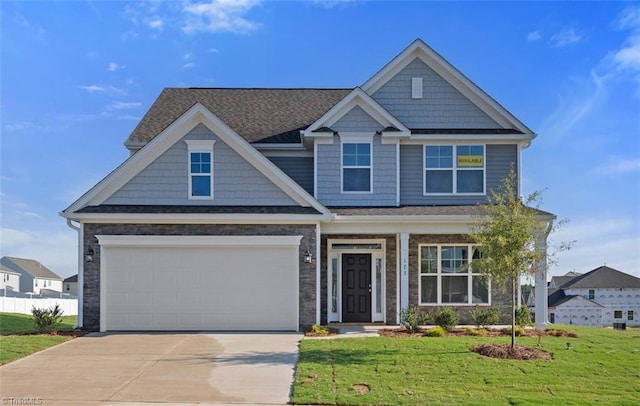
[588,289,595,300]
[424,145,485,195]
[342,142,371,192]
[419,244,489,305]
[185,140,216,199]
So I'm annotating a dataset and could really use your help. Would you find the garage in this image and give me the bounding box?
[97,235,301,331]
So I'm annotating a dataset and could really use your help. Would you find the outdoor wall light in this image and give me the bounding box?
[303,249,313,264]
[85,247,94,263]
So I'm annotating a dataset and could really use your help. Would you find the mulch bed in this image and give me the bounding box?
[1,329,88,337]
[471,343,552,360]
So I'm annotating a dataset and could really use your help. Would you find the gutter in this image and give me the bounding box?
[65,219,83,328]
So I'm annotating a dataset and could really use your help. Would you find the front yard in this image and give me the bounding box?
[0,312,78,365]
[293,326,640,405]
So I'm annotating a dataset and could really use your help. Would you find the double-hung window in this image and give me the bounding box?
[186,140,215,199]
[342,142,371,192]
[425,145,485,194]
[419,244,489,305]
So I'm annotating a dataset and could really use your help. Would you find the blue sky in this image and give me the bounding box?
[1,1,639,280]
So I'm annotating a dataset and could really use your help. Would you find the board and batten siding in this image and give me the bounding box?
[316,135,397,206]
[104,123,297,206]
[267,156,314,195]
[371,58,499,129]
[399,144,517,205]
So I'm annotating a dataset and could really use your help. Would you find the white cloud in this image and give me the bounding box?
[3,121,52,133]
[78,84,106,93]
[312,0,359,8]
[550,217,640,279]
[207,48,219,53]
[146,16,164,30]
[549,28,583,48]
[527,31,542,42]
[183,62,196,69]
[593,158,640,176]
[182,0,262,34]
[108,101,141,110]
[107,62,125,71]
[613,7,640,73]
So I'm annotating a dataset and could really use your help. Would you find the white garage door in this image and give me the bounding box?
[97,235,301,331]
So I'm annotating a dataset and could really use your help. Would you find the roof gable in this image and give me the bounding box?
[562,266,640,289]
[302,87,410,140]
[62,103,330,217]
[0,257,62,280]
[361,38,534,137]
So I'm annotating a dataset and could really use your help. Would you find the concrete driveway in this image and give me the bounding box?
[0,332,302,405]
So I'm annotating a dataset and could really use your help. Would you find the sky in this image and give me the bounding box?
[1,0,639,281]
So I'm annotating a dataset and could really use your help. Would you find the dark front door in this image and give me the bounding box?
[342,254,372,322]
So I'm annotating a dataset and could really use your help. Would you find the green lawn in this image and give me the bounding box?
[293,326,640,405]
[0,313,78,365]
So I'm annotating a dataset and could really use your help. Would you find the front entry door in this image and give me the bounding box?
[342,254,372,322]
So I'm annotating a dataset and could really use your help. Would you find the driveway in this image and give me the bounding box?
[0,332,302,405]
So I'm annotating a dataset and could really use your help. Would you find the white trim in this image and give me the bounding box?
[423,144,486,196]
[260,149,314,158]
[96,234,303,248]
[315,223,321,326]
[186,140,215,200]
[67,213,330,223]
[396,142,400,206]
[400,233,409,310]
[341,140,373,194]
[417,244,491,306]
[327,238,386,323]
[313,140,318,198]
[62,103,330,218]
[302,88,410,138]
[361,39,536,138]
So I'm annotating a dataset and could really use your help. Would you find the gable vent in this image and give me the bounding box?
[411,77,423,99]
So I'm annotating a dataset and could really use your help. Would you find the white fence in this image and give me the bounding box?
[0,296,78,316]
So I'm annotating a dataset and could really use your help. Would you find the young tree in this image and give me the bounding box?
[469,167,567,348]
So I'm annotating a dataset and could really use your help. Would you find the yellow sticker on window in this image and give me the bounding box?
[458,156,483,167]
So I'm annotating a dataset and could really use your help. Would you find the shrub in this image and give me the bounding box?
[432,307,458,331]
[465,327,488,336]
[515,306,532,327]
[31,304,64,333]
[400,305,427,334]
[425,326,446,337]
[505,325,526,337]
[469,306,501,328]
[309,324,330,335]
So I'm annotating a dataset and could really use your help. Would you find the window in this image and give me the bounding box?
[66,284,70,291]
[419,244,489,305]
[35,280,38,287]
[588,289,595,300]
[342,143,371,192]
[186,140,215,199]
[425,145,485,194]
[614,310,622,319]
[628,311,634,321]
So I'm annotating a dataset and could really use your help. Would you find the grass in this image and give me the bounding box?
[0,312,78,365]
[293,326,640,405]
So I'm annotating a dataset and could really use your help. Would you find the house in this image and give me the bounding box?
[63,274,78,296]
[61,39,555,332]
[549,271,581,289]
[548,266,640,327]
[0,264,21,292]
[0,257,63,294]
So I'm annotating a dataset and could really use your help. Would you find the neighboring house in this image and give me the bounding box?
[548,271,581,289]
[0,257,63,294]
[548,266,640,327]
[0,264,21,292]
[63,274,78,296]
[61,39,555,332]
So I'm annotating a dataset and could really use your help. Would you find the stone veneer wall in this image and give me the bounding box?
[408,234,512,325]
[82,223,317,331]
[320,234,397,325]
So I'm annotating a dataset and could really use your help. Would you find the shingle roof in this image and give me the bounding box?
[561,266,640,289]
[0,257,62,280]
[76,205,321,215]
[332,205,555,217]
[63,274,78,283]
[126,88,353,146]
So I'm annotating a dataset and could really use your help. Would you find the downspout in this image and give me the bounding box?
[65,219,83,328]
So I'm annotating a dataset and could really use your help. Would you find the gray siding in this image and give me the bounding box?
[332,106,384,132]
[400,144,517,205]
[105,124,297,206]
[317,135,397,206]
[372,58,499,129]
[267,156,314,195]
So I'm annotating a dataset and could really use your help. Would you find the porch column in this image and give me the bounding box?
[400,233,409,311]
[534,221,553,330]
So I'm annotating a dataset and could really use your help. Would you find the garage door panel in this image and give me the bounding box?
[102,238,299,331]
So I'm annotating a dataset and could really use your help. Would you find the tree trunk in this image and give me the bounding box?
[511,278,516,349]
